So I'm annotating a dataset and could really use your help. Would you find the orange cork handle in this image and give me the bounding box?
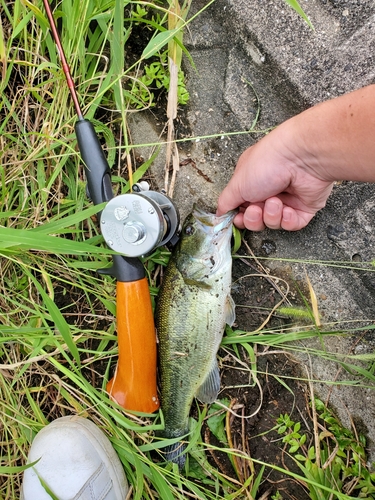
[106,278,160,413]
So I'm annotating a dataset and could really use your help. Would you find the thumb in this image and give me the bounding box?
[217,183,245,216]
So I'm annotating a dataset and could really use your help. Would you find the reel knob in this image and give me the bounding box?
[100,192,179,257]
[123,221,146,244]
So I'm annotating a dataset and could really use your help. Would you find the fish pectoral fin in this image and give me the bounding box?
[225,295,236,327]
[196,360,220,404]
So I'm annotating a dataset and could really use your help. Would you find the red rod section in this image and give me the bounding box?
[43,0,84,120]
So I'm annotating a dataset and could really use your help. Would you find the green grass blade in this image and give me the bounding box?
[25,270,81,368]
[142,28,179,60]
[0,462,39,474]
[0,227,113,255]
[283,0,313,28]
[32,203,106,234]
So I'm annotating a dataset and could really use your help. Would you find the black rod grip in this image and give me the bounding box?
[76,119,145,282]
[75,119,114,206]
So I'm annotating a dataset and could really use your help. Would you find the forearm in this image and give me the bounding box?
[287,84,375,182]
[217,84,375,231]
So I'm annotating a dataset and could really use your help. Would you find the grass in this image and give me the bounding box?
[1,0,375,498]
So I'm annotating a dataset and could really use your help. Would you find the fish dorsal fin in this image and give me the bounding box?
[195,360,220,404]
[225,295,236,327]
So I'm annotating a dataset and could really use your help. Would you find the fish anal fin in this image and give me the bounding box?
[196,360,220,404]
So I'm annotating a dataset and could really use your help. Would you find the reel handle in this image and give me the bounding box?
[106,278,160,413]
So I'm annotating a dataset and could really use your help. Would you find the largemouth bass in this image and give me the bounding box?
[156,205,237,467]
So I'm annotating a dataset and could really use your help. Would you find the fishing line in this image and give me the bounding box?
[214,377,264,420]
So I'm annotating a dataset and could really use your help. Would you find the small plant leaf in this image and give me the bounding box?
[207,400,229,444]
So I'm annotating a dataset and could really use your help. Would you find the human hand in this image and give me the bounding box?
[218,85,375,230]
[217,121,334,231]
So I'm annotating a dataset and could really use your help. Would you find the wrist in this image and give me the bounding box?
[276,109,337,184]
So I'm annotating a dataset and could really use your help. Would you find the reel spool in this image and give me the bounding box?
[100,187,179,258]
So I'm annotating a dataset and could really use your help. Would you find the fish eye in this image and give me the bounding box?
[185,225,195,236]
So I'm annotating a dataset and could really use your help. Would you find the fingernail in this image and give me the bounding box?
[267,201,279,216]
[247,210,261,223]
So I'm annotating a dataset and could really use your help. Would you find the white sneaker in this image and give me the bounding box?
[21,416,129,500]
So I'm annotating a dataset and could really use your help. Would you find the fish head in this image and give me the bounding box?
[176,205,237,280]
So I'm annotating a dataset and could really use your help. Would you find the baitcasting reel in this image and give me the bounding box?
[100,182,180,258]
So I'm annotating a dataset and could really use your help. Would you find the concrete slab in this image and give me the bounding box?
[128,0,375,459]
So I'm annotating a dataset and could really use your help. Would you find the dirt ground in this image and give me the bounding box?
[212,250,313,499]
[218,347,311,500]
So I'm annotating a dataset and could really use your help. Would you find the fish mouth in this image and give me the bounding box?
[178,205,237,277]
[192,205,238,233]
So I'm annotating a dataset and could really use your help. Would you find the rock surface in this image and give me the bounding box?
[129,0,375,459]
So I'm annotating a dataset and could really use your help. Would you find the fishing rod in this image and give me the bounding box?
[42,0,179,413]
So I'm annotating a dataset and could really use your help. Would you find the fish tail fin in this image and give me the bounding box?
[163,441,187,469]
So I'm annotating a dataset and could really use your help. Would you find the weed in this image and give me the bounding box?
[131,50,189,108]
[275,400,375,499]
[284,0,313,27]
[272,492,284,500]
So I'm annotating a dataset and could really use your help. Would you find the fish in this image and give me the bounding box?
[156,205,237,468]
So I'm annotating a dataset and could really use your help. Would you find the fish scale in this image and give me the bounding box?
[156,205,237,468]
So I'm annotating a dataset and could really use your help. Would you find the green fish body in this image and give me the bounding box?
[156,205,237,467]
